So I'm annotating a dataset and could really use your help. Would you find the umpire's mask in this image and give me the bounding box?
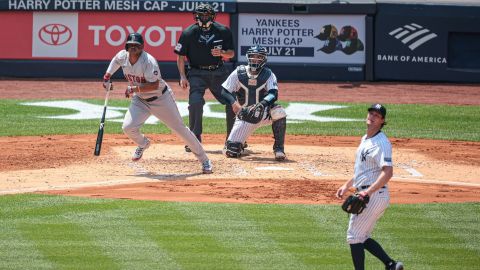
[246,45,268,73]
[194,3,216,30]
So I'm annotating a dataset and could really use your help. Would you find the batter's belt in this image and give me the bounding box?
[141,85,168,102]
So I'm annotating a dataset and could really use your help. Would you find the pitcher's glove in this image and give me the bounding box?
[237,101,267,124]
[341,192,370,214]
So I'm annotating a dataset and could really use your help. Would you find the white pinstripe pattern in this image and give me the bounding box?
[221,66,278,104]
[347,131,393,244]
[353,132,392,188]
[223,66,280,144]
[347,191,389,244]
[228,107,272,143]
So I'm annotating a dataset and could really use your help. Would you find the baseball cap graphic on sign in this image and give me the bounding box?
[368,104,387,118]
[125,33,144,50]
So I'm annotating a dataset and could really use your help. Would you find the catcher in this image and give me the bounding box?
[336,104,403,270]
[220,45,286,160]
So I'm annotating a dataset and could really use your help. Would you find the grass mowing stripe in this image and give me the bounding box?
[298,205,356,269]
[11,198,121,270]
[64,203,182,270]
[177,203,306,270]
[1,195,479,269]
[378,204,480,269]
[421,203,480,255]
[127,201,237,270]
[0,225,56,269]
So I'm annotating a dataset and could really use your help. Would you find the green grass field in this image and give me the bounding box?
[1,99,479,269]
[1,99,479,141]
[0,195,478,270]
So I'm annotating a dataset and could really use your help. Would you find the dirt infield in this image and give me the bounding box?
[1,79,480,204]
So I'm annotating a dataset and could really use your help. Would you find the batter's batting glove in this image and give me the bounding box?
[125,85,138,98]
[102,75,113,91]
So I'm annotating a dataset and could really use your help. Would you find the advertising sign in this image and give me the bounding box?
[32,12,78,58]
[2,0,236,13]
[0,11,230,61]
[375,15,448,80]
[238,14,366,64]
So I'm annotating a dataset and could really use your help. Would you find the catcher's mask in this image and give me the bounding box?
[246,45,268,73]
[125,33,144,51]
[194,3,216,30]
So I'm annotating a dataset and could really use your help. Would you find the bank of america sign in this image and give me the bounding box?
[389,23,438,51]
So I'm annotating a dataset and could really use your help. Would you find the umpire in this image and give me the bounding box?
[174,3,235,151]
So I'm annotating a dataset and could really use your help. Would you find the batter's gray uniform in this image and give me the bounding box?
[106,49,210,165]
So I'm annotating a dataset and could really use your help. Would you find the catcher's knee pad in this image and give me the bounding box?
[270,105,287,121]
[225,141,243,158]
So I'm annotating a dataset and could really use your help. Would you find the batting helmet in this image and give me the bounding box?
[125,33,144,50]
[246,45,268,73]
[194,3,216,30]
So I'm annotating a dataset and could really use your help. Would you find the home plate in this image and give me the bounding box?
[255,166,294,171]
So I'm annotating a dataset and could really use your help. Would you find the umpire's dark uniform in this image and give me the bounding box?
[174,20,235,144]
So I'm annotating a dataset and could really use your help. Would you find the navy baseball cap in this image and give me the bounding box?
[368,103,387,118]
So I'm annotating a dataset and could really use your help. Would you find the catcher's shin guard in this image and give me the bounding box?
[272,117,286,152]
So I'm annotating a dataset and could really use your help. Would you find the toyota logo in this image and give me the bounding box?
[39,24,72,46]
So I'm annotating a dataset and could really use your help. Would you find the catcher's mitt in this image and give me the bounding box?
[238,102,265,124]
[341,192,370,214]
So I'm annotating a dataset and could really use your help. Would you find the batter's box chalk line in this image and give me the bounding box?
[300,162,329,177]
[127,162,151,176]
[255,166,293,171]
[397,164,423,178]
[233,165,248,176]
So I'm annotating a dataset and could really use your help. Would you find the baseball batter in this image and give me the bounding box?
[103,33,213,174]
[336,104,403,270]
[220,45,287,160]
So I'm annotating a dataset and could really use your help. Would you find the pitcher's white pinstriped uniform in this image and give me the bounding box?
[347,131,393,244]
[107,50,209,163]
[222,65,278,143]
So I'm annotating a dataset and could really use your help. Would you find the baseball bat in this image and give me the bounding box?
[94,81,111,156]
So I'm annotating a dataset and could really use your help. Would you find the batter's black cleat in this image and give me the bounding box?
[185,145,191,152]
[386,261,404,270]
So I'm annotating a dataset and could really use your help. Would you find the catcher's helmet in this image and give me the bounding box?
[194,3,216,30]
[125,33,144,50]
[246,45,268,73]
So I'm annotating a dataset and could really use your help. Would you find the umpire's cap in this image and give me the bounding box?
[125,33,144,50]
[368,104,387,118]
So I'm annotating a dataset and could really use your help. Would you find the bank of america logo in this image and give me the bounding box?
[389,23,438,51]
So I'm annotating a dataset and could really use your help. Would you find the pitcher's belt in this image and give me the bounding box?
[357,185,386,191]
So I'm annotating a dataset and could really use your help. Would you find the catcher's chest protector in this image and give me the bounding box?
[237,65,271,106]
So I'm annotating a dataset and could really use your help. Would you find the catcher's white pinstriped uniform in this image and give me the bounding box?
[106,50,209,164]
[222,65,280,143]
[347,131,392,244]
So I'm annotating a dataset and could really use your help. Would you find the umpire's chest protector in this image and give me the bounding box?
[237,66,271,106]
